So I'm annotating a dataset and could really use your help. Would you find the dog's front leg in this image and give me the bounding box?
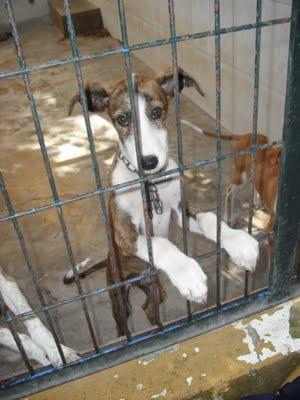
[0,327,50,367]
[135,236,207,303]
[174,206,259,272]
[196,212,259,271]
[0,267,79,367]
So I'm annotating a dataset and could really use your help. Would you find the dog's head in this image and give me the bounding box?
[69,67,204,174]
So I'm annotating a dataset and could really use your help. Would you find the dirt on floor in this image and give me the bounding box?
[0,17,272,380]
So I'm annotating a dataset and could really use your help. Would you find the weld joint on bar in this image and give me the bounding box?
[120,46,130,54]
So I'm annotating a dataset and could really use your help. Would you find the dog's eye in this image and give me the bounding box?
[117,114,129,127]
[151,107,162,120]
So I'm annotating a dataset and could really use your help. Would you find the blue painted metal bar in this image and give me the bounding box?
[4,0,99,353]
[63,0,131,340]
[167,0,192,319]
[0,18,290,81]
[116,0,162,329]
[214,0,222,307]
[0,141,282,224]
[245,0,262,297]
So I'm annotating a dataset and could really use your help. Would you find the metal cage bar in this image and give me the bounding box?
[167,0,192,319]
[63,0,132,340]
[214,0,222,307]
[245,0,262,297]
[0,140,282,225]
[116,0,162,329]
[0,18,291,81]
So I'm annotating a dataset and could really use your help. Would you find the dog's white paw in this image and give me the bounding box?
[46,345,80,367]
[222,229,259,272]
[169,258,207,303]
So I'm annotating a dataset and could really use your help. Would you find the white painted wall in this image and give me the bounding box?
[92,0,291,140]
[0,0,49,28]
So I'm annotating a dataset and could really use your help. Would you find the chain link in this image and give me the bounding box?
[118,152,164,217]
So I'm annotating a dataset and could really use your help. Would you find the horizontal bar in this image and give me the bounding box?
[0,17,290,81]
[2,283,300,398]
[0,140,282,224]
[0,229,272,325]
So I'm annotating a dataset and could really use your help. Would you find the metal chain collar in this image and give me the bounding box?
[118,152,163,218]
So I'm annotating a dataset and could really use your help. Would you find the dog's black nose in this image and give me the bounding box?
[142,155,158,170]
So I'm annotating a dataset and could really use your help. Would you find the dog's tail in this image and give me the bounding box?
[68,94,81,116]
[181,119,246,141]
[63,258,108,284]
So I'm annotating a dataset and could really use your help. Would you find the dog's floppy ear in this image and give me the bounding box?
[156,67,205,98]
[68,83,110,116]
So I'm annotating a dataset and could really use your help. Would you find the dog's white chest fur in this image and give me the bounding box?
[112,158,180,237]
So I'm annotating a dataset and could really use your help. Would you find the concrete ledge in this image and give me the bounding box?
[25,297,300,400]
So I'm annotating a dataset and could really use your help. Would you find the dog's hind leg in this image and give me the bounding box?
[137,275,166,326]
[106,266,131,338]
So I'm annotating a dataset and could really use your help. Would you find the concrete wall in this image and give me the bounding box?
[0,0,49,27]
[92,0,291,140]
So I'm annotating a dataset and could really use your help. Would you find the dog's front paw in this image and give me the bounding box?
[46,345,80,367]
[170,258,207,303]
[222,229,259,272]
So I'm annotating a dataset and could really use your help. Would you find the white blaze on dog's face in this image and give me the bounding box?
[69,68,205,173]
[117,95,169,174]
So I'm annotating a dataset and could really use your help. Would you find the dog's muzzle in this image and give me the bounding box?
[141,155,158,171]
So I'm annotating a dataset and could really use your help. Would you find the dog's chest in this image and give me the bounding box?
[112,160,180,238]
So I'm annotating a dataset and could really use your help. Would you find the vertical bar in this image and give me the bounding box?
[270,0,300,298]
[0,294,34,375]
[116,0,162,328]
[214,0,222,307]
[5,0,99,352]
[167,0,192,319]
[245,0,262,297]
[64,0,133,338]
[0,172,66,365]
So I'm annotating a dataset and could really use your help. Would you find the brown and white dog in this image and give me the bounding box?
[181,119,281,234]
[0,265,79,366]
[65,68,259,335]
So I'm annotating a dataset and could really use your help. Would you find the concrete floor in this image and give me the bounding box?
[0,17,271,381]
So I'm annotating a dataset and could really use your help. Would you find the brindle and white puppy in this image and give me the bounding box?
[66,68,259,335]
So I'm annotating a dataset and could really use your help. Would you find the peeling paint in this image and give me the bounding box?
[150,388,167,399]
[138,344,179,366]
[186,376,193,386]
[234,301,300,364]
